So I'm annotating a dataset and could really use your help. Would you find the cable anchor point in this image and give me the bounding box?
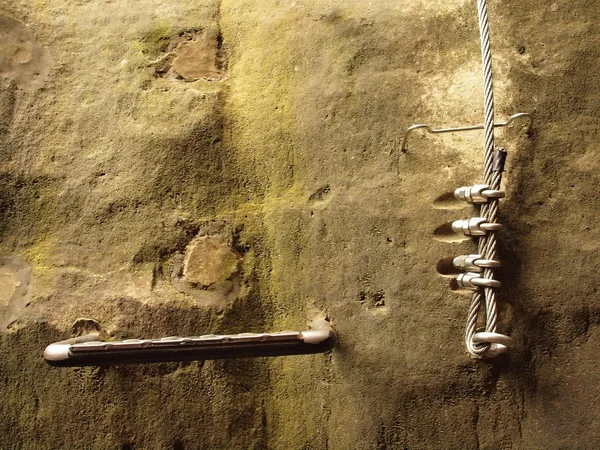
[454,184,505,203]
[452,217,503,236]
[453,254,500,272]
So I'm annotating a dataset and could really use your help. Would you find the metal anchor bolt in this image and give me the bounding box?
[454,184,505,203]
[452,217,503,236]
[453,254,501,272]
[456,272,501,290]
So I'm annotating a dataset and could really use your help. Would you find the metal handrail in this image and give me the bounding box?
[44,319,336,367]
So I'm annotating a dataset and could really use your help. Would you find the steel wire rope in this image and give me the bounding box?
[465,0,505,357]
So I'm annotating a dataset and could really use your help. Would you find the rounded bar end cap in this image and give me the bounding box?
[302,319,337,350]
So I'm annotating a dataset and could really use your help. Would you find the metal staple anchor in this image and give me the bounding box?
[453,254,500,272]
[456,272,501,290]
[399,112,533,153]
[454,184,505,203]
[452,217,503,236]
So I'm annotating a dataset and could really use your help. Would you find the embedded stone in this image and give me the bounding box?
[182,235,239,287]
[0,266,16,308]
[0,14,51,89]
[171,32,225,81]
[0,256,32,330]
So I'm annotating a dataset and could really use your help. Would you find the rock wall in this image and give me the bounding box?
[0,0,598,448]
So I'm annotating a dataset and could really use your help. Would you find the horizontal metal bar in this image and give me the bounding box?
[43,319,336,367]
[400,112,533,152]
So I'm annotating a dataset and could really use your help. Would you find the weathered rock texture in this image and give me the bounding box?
[0,0,598,448]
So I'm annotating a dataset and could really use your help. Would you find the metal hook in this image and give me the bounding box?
[400,112,533,153]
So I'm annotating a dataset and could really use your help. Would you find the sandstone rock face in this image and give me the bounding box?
[0,0,599,449]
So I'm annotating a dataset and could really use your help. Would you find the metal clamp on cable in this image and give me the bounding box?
[473,332,514,358]
[453,254,500,272]
[454,184,505,203]
[492,148,508,173]
[452,217,502,236]
[456,272,501,290]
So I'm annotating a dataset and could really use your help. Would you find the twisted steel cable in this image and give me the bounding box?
[465,0,504,357]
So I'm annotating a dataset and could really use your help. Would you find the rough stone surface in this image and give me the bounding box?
[0,0,599,449]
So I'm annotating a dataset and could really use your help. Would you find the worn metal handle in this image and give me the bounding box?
[43,319,336,367]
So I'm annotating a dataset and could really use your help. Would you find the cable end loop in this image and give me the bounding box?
[472,332,514,358]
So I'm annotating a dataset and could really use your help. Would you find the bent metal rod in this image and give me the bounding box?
[44,319,336,367]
